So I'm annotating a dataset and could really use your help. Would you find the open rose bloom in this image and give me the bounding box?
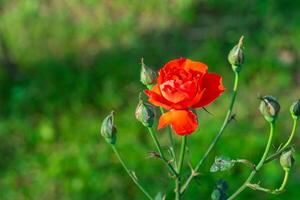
[145,58,225,135]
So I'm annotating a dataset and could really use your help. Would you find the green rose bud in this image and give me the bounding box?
[228,36,244,73]
[280,149,295,171]
[135,99,155,127]
[140,58,157,86]
[259,95,280,123]
[290,100,300,119]
[101,111,117,144]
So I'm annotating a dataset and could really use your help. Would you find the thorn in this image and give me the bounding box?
[257,181,261,185]
[228,114,236,123]
[202,107,213,115]
[169,173,177,179]
[131,170,138,180]
[167,159,174,164]
[146,151,161,159]
[192,171,200,177]
[276,143,283,152]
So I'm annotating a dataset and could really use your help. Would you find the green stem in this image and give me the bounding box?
[180,71,240,194]
[235,159,256,169]
[227,122,275,200]
[265,118,298,164]
[147,128,178,177]
[280,118,297,151]
[264,145,293,164]
[278,170,289,191]
[178,136,187,174]
[246,169,289,194]
[160,107,177,168]
[111,145,153,200]
[175,179,180,200]
[175,136,187,200]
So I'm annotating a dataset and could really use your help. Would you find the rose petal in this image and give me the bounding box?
[183,59,208,73]
[160,80,189,103]
[158,58,186,84]
[158,109,198,135]
[192,73,225,108]
[145,85,173,110]
[164,58,187,70]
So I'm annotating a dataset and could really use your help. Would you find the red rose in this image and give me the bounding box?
[145,58,225,135]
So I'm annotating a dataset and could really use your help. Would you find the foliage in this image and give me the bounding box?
[0,0,300,199]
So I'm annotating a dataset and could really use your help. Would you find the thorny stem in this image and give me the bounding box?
[227,122,275,200]
[265,118,298,164]
[147,128,178,177]
[111,145,153,200]
[180,71,240,194]
[175,136,187,200]
[160,107,177,169]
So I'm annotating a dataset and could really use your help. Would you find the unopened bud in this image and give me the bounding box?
[228,36,244,72]
[101,111,117,144]
[135,99,155,127]
[280,150,295,171]
[290,100,300,119]
[140,58,157,86]
[259,95,280,122]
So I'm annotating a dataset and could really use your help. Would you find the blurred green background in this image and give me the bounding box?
[0,0,299,199]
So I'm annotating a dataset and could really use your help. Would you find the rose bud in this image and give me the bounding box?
[135,99,155,127]
[228,36,244,72]
[280,149,295,171]
[140,58,157,86]
[259,95,280,123]
[101,111,117,144]
[290,100,300,119]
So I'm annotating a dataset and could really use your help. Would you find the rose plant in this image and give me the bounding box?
[101,37,299,200]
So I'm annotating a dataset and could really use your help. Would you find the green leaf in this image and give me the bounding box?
[211,180,228,200]
[210,156,235,172]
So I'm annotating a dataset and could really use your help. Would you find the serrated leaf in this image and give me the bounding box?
[210,164,220,172]
[211,180,228,200]
[210,156,235,173]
